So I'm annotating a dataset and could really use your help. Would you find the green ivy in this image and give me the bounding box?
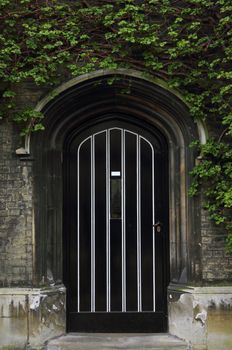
[189,139,232,252]
[0,0,231,251]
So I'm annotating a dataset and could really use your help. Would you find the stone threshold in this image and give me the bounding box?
[45,333,189,350]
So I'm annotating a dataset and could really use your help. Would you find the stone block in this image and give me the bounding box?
[207,308,232,350]
[168,285,232,350]
[0,293,28,349]
[29,287,66,349]
[0,286,66,350]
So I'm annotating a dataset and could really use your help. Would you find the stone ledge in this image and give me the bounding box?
[168,283,232,294]
[0,285,66,295]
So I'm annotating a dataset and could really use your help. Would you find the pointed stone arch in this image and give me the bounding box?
[29,69,206,291]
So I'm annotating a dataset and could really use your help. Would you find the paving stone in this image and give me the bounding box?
[45,333,189,350]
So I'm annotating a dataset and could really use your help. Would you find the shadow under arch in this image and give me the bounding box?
[30,70,202,288]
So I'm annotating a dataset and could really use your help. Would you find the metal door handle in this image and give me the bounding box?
[153,221,162,233]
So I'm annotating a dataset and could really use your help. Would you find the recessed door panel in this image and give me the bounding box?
[141,138,154,311]
[95,132,107,311]
[125,132,137,311]
[64,120,168,332]
[79,138,91,312]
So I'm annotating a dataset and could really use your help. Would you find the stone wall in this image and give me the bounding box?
[1,78,232,287]
[0,74,232,349]
[201,206,232,282]
[198,119,232,282]
[168,285,232,350]
[0,286,66,349]
[0,120,34,286]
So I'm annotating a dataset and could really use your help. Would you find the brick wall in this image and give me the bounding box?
[0,80,232,286]
[0,120,33,286]
[201,206,232,282]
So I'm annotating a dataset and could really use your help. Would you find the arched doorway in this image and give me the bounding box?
[63,118,168,332]
[30,70,202,335]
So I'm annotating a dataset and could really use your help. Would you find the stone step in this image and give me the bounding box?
[45,333,189,350]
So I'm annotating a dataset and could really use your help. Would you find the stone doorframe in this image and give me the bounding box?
[22,69,207,345]
[29,69,206,285]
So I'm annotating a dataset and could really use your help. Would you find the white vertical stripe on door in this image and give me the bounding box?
[137,135,142,312]
[106,129,111,312]
[151,142,156,311]
[91,135,96,312]
[121,130,126,312]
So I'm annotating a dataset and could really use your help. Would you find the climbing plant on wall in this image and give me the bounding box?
[0,0,232,251]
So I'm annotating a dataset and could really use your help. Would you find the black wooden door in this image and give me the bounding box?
[64,119,168,332]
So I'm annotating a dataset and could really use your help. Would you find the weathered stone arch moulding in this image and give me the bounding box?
[18,69,207,155]
[30,69,204,287]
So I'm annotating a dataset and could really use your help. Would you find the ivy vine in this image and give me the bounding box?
[0,0,232,251]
